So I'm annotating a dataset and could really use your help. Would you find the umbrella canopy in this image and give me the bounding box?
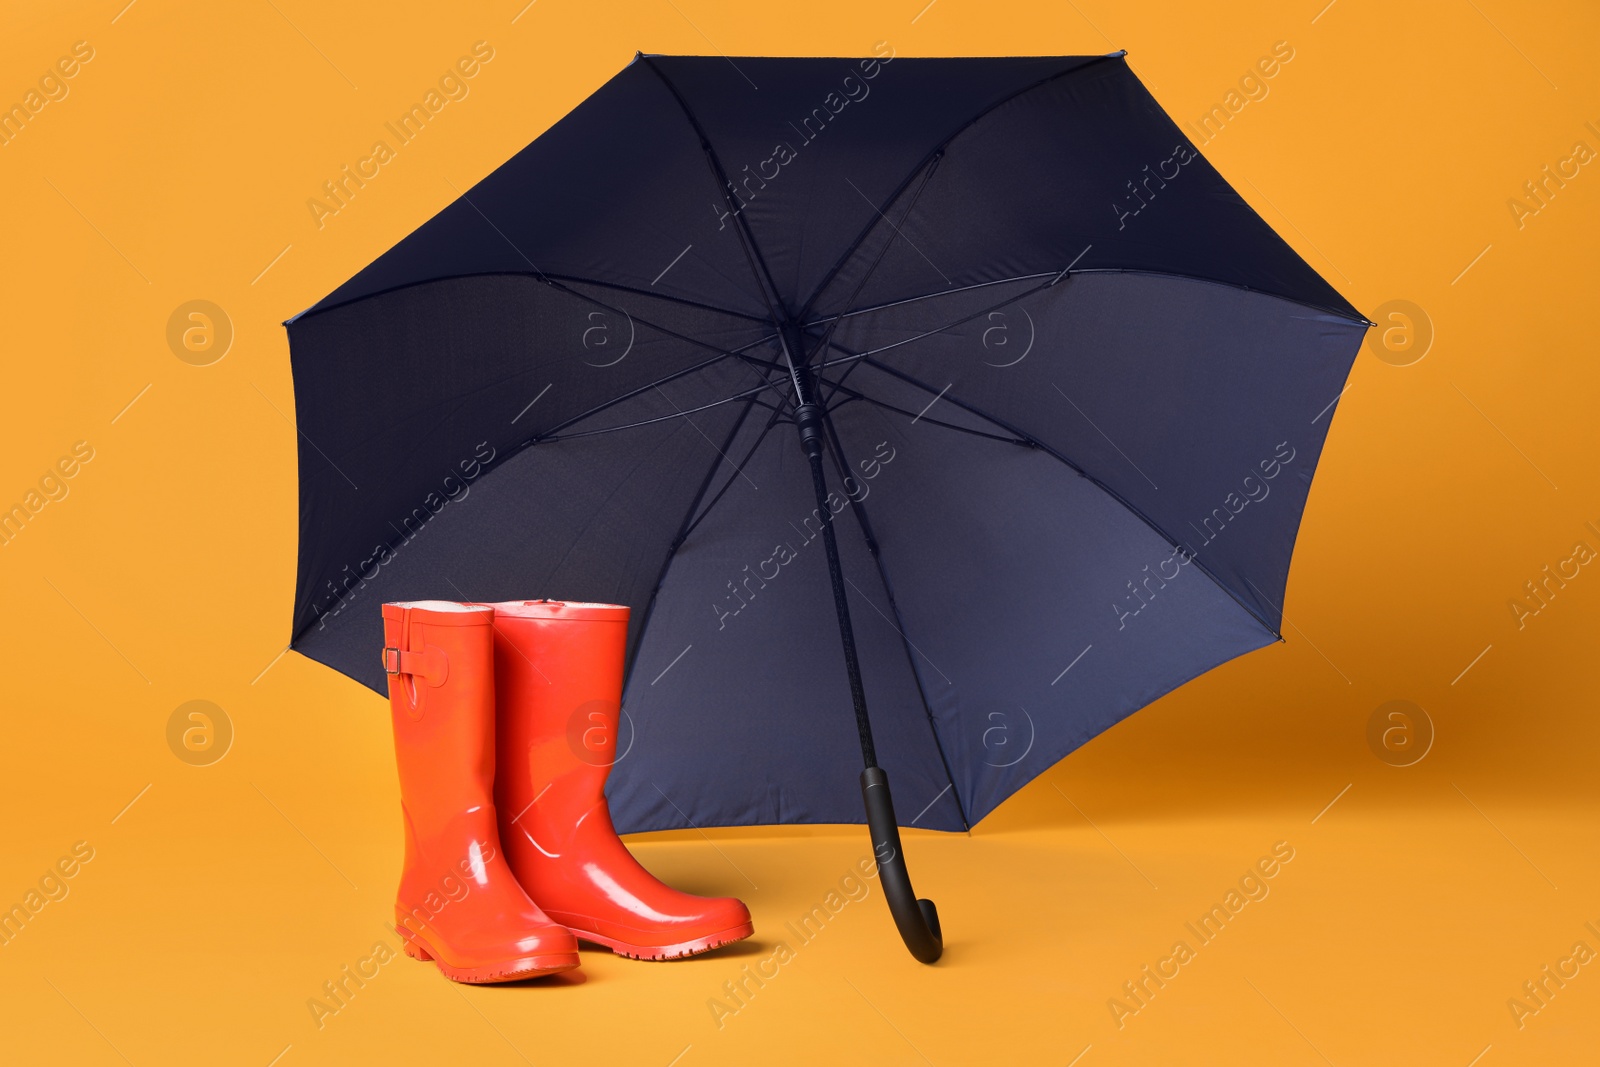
[285,52,1366,844]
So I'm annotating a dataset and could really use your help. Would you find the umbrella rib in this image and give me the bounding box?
[802,271,1061,327]
[532,272,782,371]
[291,269,772,326]
[808,267,1370,333]
[815,402,970,830]
[533,418,703,589]
[820,379,1027,446]
[294,416,708,643]
[679,392,792,545]
[731,348,864,414]
[322,254,773,384]
[622,379,776,686]
[800,153,946,369]
[812,269,1073,371]
[857,356,1283,638]
[516,336,775,447]
[539,377,790,444]
[642,56,791,323]
[317,336,772,473]
[540,272,772,323]
[339,264,779,407]
[818,353,869,408]
[1069,267,1374,324]
[794,53,1122,324]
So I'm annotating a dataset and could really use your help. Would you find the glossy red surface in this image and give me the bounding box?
[490,600,753,959]
[382,602,581,982]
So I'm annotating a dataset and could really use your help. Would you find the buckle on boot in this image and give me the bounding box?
[381,645,448,686]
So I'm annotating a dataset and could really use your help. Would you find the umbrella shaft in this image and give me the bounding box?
[795,400,879,770]
[796,391,940,963]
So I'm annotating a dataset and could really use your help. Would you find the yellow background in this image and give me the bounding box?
[3,1,1597,1063]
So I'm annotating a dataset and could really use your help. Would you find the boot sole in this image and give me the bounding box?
[395,926,581,983]
[575,921,756,961]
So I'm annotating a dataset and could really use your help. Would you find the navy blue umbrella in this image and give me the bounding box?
[284,51,1368,962]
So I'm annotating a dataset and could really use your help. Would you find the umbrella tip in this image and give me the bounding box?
[1105,48,1128,58]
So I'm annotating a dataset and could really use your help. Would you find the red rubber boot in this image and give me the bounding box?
[490,600,754,960]
[382,600,580,983]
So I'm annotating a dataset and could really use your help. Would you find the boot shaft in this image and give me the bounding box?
[488,600,629,836]
[489,599,754,958]
[382,601,499,833]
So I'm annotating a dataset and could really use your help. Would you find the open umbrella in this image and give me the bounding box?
[284,51,1368,962]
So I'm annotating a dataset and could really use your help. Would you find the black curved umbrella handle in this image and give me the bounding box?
[861,767,943,963]
[783,386,944,964]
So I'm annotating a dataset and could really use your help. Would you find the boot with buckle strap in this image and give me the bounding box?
[381,600,580,983]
